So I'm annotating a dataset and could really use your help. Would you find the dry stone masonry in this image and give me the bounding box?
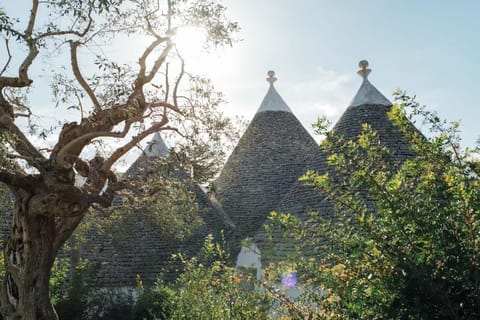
[0,61,420,289]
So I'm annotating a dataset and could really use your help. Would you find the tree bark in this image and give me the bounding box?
[0,190,60,320]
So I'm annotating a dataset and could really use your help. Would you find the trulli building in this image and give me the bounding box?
[0,60,418,291]
[230,61,417,278]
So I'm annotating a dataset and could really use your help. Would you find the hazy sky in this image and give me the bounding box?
[3,1,480,169]
[195,0,480,147]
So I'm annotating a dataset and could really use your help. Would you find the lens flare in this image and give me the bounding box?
[281,271,297,288]
[174,27,207,57]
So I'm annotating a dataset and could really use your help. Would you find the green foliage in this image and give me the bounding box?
[46,236,271,319]
[167,75,247,184]
[0,255,74,308]
[89,292,136,320]
[0,8,20,40]
[148,235,271,320]
[0,255,94,317]
[96,158,203,247]
[0,0,240,318]
[0,186,11,232]
[53,258,168,320]
[49,258,70,305]
[56,271,171,320]
[174,0,240,47]
[292,93,480,319]
[54,260,100,320]
[132,278,174,320]
[312,115,332,138]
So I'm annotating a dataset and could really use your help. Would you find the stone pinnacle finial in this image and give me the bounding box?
[349,59,392,107]
[357,60,371,79]
[257,70,292,113]
[267,70,277,84]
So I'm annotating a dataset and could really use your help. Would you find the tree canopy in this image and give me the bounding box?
[269,92,480,319]
[0,0,238,319]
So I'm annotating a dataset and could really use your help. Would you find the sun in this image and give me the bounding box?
[170,25,239,86]
[173,26,227,75]
[174,26,208,59]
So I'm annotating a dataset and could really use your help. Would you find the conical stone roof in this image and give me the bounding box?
[124,132,170,177]
[215,71,319,251]
[80,133,230,286]
[254,60,418,262]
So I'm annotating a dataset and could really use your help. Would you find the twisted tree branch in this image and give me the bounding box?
[69,41,101,110]
[102,120,174,172]
[0,38,12,76]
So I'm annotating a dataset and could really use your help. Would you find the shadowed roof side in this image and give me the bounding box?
[79,133,231,286]
[215,71,319,254]
[254,60,418,263]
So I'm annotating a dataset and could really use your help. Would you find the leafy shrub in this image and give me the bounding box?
[132,278,174,320]
[272,93,480,319]
[137,235,272,320]
[55,260,100,320]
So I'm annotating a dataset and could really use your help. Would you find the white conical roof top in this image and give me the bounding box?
[145,132,169,157]
[349,60,392,107]
[256,71,292,113]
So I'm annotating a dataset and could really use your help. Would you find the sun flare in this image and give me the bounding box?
[173,26,225,74]
[174,27,207,58]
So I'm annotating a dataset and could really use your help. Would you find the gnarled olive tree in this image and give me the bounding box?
[0,0,238,318]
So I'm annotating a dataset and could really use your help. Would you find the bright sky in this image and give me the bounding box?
[3,1,480,170]
[187,0,480,147]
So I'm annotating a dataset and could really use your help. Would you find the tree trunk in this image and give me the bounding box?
[0,191,59,320]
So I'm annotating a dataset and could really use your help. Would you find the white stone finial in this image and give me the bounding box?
[357,60,371,79]
[267,70,277,84]
[349,59,392,107]
[257,70,292,113]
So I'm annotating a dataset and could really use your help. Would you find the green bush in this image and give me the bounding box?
[55,260,100,320]
[275,93,480,319]
[149,235,272,320]
[132,278,174,320]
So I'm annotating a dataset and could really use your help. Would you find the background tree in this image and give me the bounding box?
[0,1,238,319]
[274,92,480,319]
[165,75,247,185]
